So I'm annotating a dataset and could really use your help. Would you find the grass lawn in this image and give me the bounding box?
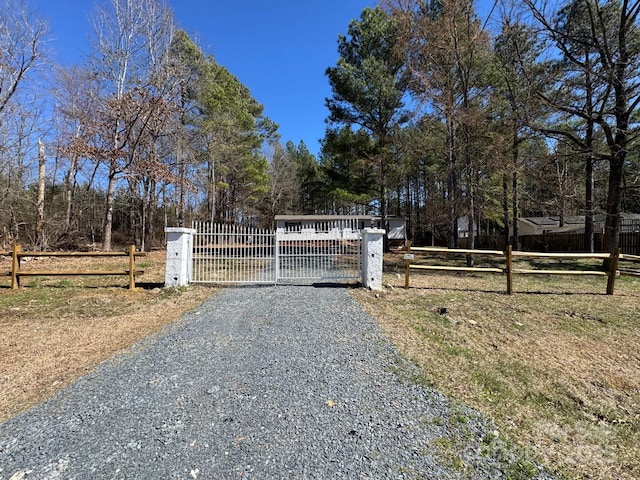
[352,250,640,480]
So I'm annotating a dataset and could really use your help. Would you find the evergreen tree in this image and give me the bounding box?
[325,7,409,243]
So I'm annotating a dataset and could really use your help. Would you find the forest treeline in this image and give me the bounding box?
[1,0,639,252]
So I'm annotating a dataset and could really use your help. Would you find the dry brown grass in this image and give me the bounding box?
[352,251,640,480]
[0,250,213,422]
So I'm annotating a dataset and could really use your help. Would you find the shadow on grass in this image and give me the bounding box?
[406,284,626,296]
[405,285,506,295]
[0,281,167,290]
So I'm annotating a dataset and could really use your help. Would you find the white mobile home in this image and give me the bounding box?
[274,215,406,243]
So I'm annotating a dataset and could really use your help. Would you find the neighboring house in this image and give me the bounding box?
[274,215,406,243]
[516,213,640,236]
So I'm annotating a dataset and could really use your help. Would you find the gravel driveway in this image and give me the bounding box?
[0,285,553,479]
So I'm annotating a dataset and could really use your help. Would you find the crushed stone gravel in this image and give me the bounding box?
[0,285,555,479]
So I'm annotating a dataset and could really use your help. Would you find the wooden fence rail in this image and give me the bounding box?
[404,243,638,295]
[2,245,146,290]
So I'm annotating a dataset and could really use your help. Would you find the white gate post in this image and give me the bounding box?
[362,228,385,291]
[165,227,195,287]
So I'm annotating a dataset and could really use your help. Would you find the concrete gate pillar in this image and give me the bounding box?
[362,228,385,291]
[165,227,195,287]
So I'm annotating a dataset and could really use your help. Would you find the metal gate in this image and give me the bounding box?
[191,221,362,284]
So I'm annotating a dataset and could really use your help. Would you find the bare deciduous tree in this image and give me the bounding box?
[0,0,47,119]
[88,0,174,250]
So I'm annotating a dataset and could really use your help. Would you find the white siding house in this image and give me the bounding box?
[274,215,406,243]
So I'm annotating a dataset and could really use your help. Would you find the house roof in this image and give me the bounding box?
[275,215,404,221]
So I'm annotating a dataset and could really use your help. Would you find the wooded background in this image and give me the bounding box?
[1,0,639,252]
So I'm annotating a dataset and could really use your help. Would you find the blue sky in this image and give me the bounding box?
[31,0,379,157]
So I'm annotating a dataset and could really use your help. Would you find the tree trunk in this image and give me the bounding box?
[178,142,185,225]
[145,179,156,252]
[64,154,77,232]
[380,155,389,252]
[208,156,215,223]
[446,113,457,248]
[603,2,632,253]
[584,52,595,253]
[604,154,624,251]
[102,165,116,252]
[585,150,594,252]
[35,139,46,250]
[502,171,510,249]
[512,148,520,250]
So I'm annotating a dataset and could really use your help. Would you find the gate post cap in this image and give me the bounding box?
[165,227,196,234]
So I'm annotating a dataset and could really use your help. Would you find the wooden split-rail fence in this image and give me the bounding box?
[404,243,640,295]
[1,245,146,290]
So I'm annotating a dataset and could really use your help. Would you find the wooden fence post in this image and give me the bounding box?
[11,244,21,289]
[606,247,621,295]
[404,241,412,289]
[506,245,513,295]
[128,245,136,290]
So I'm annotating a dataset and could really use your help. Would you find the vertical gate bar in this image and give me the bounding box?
[216,221,219,283]
[275,230,279,283]
[221,223,224,282]
[199,221,202,283]
[243,225,247,282]
[259,226,263,283]
[193,221,197,282]
[201,221,204,283]
[229,223,233,283]
[252,226,256,282]
[215,222,219,283]
[257,226,261,282]
[202,221,206,283]
[241,224,244,282]
[192,221,197,282]
[245,225,249,282]
[209,221,213,283]
[205,221,209,282]
[318,222,323,278]
[246,225,250,282]
[210,221,213,283]
[196,221,200,283]
[197,221,201,282]
[227,223,232,283]
[206,221,210,283]
[238,224,242,282]
[218,222,222,283]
